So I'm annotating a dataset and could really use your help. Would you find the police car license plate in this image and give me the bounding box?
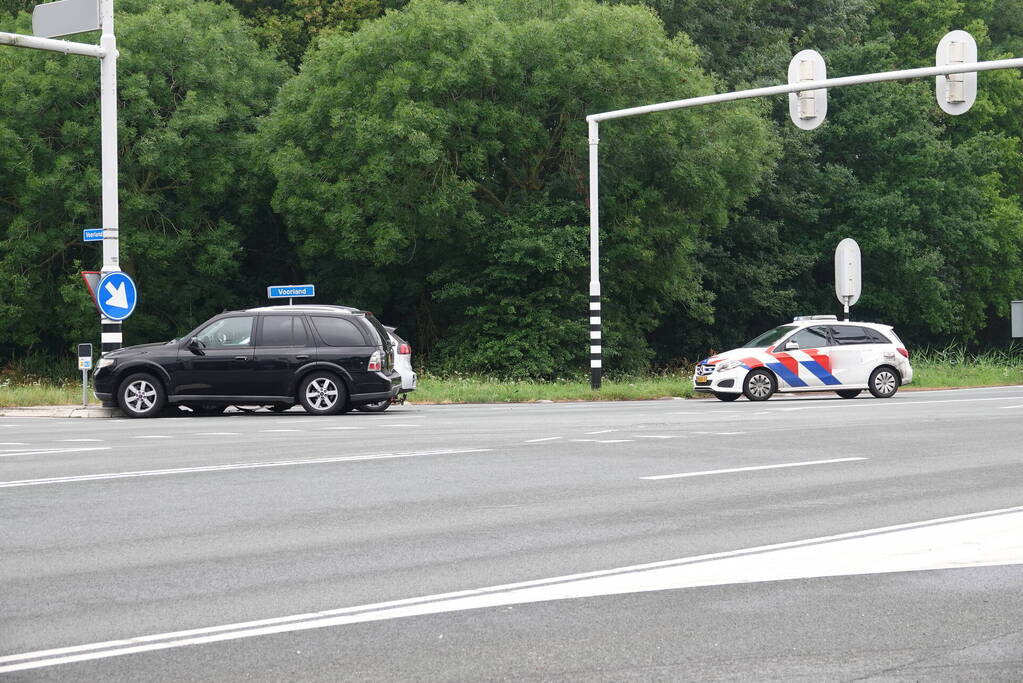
[695,376,709,384]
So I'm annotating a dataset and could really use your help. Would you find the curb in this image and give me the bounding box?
[0,405,121,418]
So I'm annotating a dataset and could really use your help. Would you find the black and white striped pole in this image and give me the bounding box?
[587,119,602,389]
[586,30,1020,391]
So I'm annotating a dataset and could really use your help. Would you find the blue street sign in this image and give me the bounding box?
[83,228,103,242]
[267,284,315,299]
[96,271,138,321]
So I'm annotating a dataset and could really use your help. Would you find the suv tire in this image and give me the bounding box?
[118,373,166,418]
[356,399,391,413]
[299,372,348,415]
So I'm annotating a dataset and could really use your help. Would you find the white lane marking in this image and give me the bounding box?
[633,435,674,439]
[260,429,302,433]
[192,432,242,436]
[997,404,1023,410]
[319,427,361,431]
[642,457,866,480]
[5,505,1021,674]
[525,437,561,443]
[714,431,746,435]
[0,442,28,445]
[59,439,103,442]
[585,429,617,435]
[596,439,633,444]
[0,447,111,459]
[0,448,492,489]
[131,436,171,440]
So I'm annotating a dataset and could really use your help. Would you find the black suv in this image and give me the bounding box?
[94,305,401,418]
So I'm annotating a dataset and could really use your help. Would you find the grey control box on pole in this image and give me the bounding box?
[1012,301,1023,338]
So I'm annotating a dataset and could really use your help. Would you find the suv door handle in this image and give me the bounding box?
[234,356,248,361]
[296,354,310,360]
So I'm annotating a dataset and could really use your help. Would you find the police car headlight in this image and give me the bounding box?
[716,360,744,372]
[97,357,116,369]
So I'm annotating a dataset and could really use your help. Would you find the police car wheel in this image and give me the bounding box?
[743,369,776,401]
[868,366,900,398]
[836,389,861,399]
[713,392,740,402]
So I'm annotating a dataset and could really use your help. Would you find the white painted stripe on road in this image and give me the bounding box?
[4,505,1022,674]
[0,448,492,489]
[59,439,103,442]
[525,437,561,443]
[131,435,171,439]
[997,404,1023,409]
[0,442,27,445]
[585,430,617,435]
[642,457,866,480]
[633,435,674,439]
[0,447,111,459]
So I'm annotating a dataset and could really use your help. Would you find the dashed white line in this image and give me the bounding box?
[0,448,492,488]
[0,442,27,445]
[0,447,111,459]
[585,429,618,435]
[59,439,104,442]
[642,457,866,480]
[997,404,1023,410]
[525,437,562,443]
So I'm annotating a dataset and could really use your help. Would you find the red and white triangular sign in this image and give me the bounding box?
[81,271,102,312]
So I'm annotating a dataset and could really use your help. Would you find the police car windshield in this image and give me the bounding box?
[744,325,797,348]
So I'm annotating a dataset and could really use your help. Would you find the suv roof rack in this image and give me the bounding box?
[247,304,362,314]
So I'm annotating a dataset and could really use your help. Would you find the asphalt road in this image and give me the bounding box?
[2,386,1023,680]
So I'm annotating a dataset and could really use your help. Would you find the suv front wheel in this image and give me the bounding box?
[118,373,166,418]
[298,372,348,415]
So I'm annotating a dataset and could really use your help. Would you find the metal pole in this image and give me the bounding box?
[98,0,121,355]
[82,368,88,407]
[585,55,1023,380]
[0,32,105,57]
[588,119,601,389]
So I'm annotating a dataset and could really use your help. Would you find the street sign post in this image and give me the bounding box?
[267,284,315,305]
[32,0,99,39]
[77,342,92,407]
[835,238,862,320]
[1012,301,1023,338]
[96,271,137,321]
[83,228,103,242]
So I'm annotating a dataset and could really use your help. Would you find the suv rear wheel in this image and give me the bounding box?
[298,372,348,415]
[118,373,166,418]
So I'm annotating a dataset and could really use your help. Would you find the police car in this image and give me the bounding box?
[693,316,913,402]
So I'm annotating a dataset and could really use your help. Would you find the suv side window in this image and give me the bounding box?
[312,316,369,346]
[259,315,308,347]
[830,325,875,345]
[785,326,829,350]
[195,316,254,348]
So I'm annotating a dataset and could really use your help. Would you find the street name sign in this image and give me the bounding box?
[267,284,315,299]
[83,228,103,242]
[32,0,99,39]
[96,271,137,320]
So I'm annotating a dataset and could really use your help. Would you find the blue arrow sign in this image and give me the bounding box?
[83,228,103,242]
[267,284,315,299]
[96,272,138,321]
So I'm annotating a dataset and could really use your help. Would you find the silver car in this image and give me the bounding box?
[356,326,416,412]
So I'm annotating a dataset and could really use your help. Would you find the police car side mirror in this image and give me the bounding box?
[785,340,799,350]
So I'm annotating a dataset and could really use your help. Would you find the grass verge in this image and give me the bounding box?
[2,356,1021,408]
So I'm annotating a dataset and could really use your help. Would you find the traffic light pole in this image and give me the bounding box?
[586,52,1023,389]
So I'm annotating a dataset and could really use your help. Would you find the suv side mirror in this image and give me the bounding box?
[785,340,799,351]
[187,336,206,356]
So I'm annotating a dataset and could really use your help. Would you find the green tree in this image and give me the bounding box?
[0,0,290,359]
[263,0,777,376]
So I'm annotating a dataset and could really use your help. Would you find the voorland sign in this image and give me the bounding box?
[267,284,316,299]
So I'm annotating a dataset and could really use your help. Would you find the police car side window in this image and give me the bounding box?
[786,326,828,349]
[830,325,873,345]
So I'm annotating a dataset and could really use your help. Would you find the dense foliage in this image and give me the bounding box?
[1,0,1022,376]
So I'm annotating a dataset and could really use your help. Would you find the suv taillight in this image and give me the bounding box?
[398,343,411,355]
[897,348,910,359]
[368,351,383,372]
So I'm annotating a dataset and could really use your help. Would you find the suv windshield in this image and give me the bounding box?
[744,325,797,348]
